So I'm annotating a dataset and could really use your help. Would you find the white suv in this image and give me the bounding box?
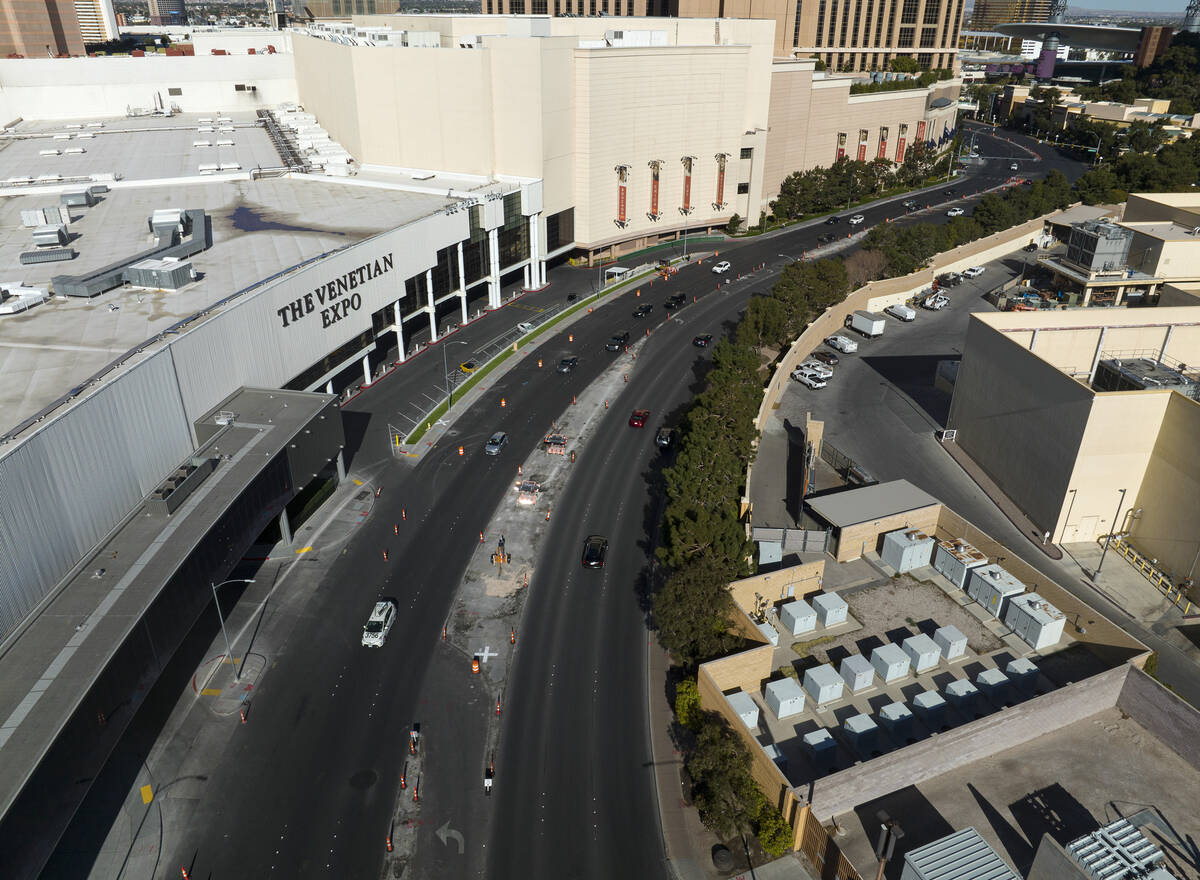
[712,261,731,274]
[963,266,985,278]
[362,600,397,647]
[848,214,865,225]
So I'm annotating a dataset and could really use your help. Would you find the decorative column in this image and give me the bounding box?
[457,241,468,324]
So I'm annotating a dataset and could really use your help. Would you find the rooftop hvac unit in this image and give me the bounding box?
[881,528,936,573]
[219,163,242,171]
[86,121,103,128]
[64,123,82,129]
[1003,593,1066,650]
[197,126,214,133]
[216,116,232,123]
[218,126,235,133]
[53,133,71,140]
[803,663,844,705]
[61,189,96,207]
[125,258,196,290]
[32,224,68,247]
[215,139,235,147]
[64,147,86,154]
[77,132,95,139]
[193,140,212,147]
[812,591,848,626]
[933,538,987,589]
[198,163,221,173]
[39,149,62,156]
[840,654,875,692]
[763,678,805,719]
[198,117,213,123]
[20,247,75,264]
[725,690,759,729]
[149,208,184,235]
[37,174,63,182]
[965,564,1025,619]
[871,643,911,683]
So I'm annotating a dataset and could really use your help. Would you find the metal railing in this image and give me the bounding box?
[1104,536,1194,615]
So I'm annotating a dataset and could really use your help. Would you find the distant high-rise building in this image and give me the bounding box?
[302,0,386,16]
[0,0,86,56]
[148,0,187,25]
[74,0,118,42]
[969,0,1050,32]
[484,0,965,70]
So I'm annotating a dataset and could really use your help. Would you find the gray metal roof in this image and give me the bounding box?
[903,827,1019,880]
[806,480,938,528]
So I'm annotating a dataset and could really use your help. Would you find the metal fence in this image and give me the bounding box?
[797,809,864,880]
[819,439,856,477]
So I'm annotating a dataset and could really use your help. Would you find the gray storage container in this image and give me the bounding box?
[755,621,780,647]
[901,827,1019,880]
[1005,657,1039,690]
[976,668,1010,704]
[779,599,817,636]
[764,677,805,719]
[912,689,947,728]
[124,258,196,290]
[761,742,787,772]
[879,701,914,740]
[840,654,875,692]
[1003,593,1066,650]
[965,564,1025,619]
[871,643,911,683]
[880,527,936,573]
[902,633,941,673]
[803,728,837,761]
[61,188,96,207]
[933,624,967,660]
[32,224,67,247]
[726,691,759,729]
[933,538,988,589]
[803,663,844,705]
[812,591,848,627]
[944,678,979,711]
[843,713,880,755]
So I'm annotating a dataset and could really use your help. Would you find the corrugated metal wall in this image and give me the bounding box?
[0,350,192,638]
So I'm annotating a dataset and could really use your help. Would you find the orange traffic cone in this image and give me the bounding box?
[472,657,481,673]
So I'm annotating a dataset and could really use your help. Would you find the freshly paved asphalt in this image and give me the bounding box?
[135,126,1093,880]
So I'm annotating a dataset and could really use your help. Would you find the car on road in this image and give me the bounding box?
[484,431,508,455]
[664,293,687,309]
[1010,163,1019,171]
[817,233,838,245]
[459,360,478,374]
[516,321,535,334]
[945,187,956,195]
[946,207,964,217]
[902,199,919,210]
[581,535,608,569]
[963,266,985,278]
[791,369,827,389]
[628,409,649,428]
[824,334,858,353]
[655,427,674,449]
[712,261,732,274]
[848,214,865,226]
[606,331,630,351]
[633,303,654,318]
[557,357,578,373]
[693,334,713,347]
[824,215,841,225]
[362,600,397,647]
[812,350,840,366]
[798,359,833,379]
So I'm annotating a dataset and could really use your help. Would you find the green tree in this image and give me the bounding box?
[755,796,794,857]
[1074,165,1123,205]
[674,678,704,731]
[889,55,920,73]
[653,558,740,666]
[738,295,789,350]
[725,214,742,235]
[685,714,760,837]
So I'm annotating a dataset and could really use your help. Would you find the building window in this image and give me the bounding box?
[840,0,850,45]
[862,2,873,48]
[849,0,862,46]
[794,0,804,48]
[533,0,548,11]
[545,208,575,251]
[601,0,608,11]
[885,1,896,43]
[739,147,753,159]
[900,0,918,24]
[923,0,940,24]
[918,52,933,67]
[737,182,750,194]
[511,0,525,10]
[168,87,182,96]
[354,0,364,13]
[919,27,937,47]
[816,0,827,48]
[332,0,341,12]
[898,26,914,47]
[554,0,560,11]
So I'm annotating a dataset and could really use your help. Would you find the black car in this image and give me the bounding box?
[606,331,630,351]
[945,187,956,195]
[693,334,713,347]
[633,303,653,318]
[902,199,918,210]
[1023,242,1039,253]
[557,357,578,373]
[817,233,837,245]
[655,427,674,450]
[824,215,841,225]
[664,293,686,310]
[812,350,839,366]
[581,535,608,569]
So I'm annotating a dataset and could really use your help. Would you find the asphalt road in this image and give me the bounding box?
[144,125,1091,880]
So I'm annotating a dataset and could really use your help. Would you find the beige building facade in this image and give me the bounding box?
[948,307,1200,582]
[293,14,959,259]
[0,0,85,56]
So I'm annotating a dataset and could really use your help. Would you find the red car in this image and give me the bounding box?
[628,409,649,428]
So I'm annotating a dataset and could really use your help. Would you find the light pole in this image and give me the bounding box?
[1094,487,1127,579]
[1092,131,1103,168]
[211,578,255,681]
[441,339,468,413]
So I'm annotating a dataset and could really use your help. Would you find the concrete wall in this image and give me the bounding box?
[728,561,826,612]
[804,664,1131,821]
[1128,392,1200,581]
[0,55,298,121]
[834,504,942,562]
[1027,835,1091,880]
[1116,665,1200,771]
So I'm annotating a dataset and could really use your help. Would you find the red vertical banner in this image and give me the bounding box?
[878,126,888,160]
[715,153,727,208]
[916,120,927,142]
[618,184,627,224]
[649,161,661,218]
[836,132,846,161]
[896,124,908,163]
[857,129,868,162]
[615,164,629,225]
[681,156,693,213]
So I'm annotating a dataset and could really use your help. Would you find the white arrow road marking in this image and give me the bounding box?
[437,821,465,854]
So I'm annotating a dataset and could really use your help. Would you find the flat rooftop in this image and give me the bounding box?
[0,114,457,434]
[805,479,938,529]
[0,388,333,819]
[1123,220,1200,242]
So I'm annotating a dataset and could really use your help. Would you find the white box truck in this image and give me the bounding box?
[848,310,886,338]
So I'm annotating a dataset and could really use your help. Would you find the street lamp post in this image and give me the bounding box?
[1094,488,1127,579]
[1092,132,1103,168]
[211,578,255,681]
[441,339,468,413]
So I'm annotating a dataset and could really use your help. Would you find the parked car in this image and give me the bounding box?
[484,431,508,455]
[692,334,713,347]
[628,409,649,428]
[633,303,653,318]
[606,331,630,351]
[885,304,916,322]
[848,214,865,225]
[824,215,841,225]
[516,321,535,334]
[824,334,858,353]
[963,266,985,278]
[459,360,478,374]
[946,207,964,217]
[798,359,833,379]
[362,600,397,647]
[581,535,608,569]
[817,233,838,245]
[557,357,578,373]
[712,261,731,274]
[924,293,949,310]
[655,427,674,449]
[791,369,827,389]
[1010,163,1019,171]
[812,350,840,366]
[937,272,963,287]
[1023,242,1039,253]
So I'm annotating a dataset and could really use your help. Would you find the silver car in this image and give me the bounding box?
[484,431,508,455]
